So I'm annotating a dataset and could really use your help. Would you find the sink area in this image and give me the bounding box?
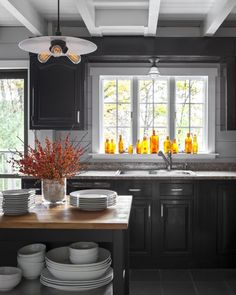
[118,169,196,176]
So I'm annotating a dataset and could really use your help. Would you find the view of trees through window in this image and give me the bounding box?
[0,72,26,190]
[102,75,207,153]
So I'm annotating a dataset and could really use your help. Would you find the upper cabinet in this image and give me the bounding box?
[30,54,86,130]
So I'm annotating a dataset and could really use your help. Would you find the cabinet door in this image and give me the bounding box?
[159,199,192,254]
[218,185,236,254]
[130,199,152,256]
[30,54,85,130]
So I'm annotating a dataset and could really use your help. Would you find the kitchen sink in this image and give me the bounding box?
[119,169,196,176]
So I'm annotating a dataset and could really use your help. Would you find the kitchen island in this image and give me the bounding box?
[0,195,132,295]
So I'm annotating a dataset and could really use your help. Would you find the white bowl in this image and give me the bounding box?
[69,242,98,264]
[18,243,46,260]
[0,267,22,291]
[17,260,45,280]
[17,255,44,263]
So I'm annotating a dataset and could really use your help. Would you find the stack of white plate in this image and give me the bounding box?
[41,246,113,291]
[69,189,117,211]
[2,189,36,216]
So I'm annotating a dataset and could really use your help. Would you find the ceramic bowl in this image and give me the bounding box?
[17,260,44,280]
[0,267,22,291]
[18,243,46,260]
[69,242,98,264]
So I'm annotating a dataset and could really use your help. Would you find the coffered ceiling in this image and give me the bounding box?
[0,0,235,37]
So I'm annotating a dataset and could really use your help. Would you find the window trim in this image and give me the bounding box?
[91,63,217,158]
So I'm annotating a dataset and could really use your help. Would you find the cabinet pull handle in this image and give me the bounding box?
[171,188,183,192]
[161,204,164,218]
[148,205,151,219]
[128,188,141,192]
[77,111,80,123]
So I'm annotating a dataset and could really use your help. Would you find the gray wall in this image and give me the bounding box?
[1,27,236,164]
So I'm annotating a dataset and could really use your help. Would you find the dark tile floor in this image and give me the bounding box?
[130,269,236,295]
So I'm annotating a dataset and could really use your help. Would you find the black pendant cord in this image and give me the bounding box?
[55,0,61,36]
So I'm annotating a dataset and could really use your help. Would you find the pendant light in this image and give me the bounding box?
[148,58,160,78]
[18,0,97,64]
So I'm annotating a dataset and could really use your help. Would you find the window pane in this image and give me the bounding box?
[103,79,116,103]
[154,104,168,127]
[0,77,25,174]
[118,103,131,126]
[190,80,205,103]
[118,128,132,149]
[104,104,116,127]
[140,103,153,127]
[103,127,116,143]
[191,104,203,127]
[154,80,168,103]
[139,80,153,103]
[176,80,190,103]
[118,80,131,103]
[157,128,168,151]
[176,103,190,127]
[190,128,203,152]
[176,128,189,152]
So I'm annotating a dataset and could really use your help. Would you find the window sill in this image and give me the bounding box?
[90,153,218,162]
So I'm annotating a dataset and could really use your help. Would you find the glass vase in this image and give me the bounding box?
[42,178,66,204]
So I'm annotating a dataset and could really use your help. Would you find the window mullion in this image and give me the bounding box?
[169,77,175,140]
[133,77,138,145]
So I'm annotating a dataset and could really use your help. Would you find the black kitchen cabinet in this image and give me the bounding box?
[30,54,86,130]
[218,184,236,266]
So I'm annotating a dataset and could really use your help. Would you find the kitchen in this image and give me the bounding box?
[1,0,236,294]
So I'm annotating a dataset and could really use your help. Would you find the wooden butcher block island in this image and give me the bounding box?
[0,195,132,295]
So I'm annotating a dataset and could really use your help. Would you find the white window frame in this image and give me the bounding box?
[90,63,217,160]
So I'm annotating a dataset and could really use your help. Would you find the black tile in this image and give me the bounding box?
[130,281,162,295]
[160,270,192,282]
[162,282,196,295]
[130,270,160,282]
[191,270,225,282]
[195,282,232,295]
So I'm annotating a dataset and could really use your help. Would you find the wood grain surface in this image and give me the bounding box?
[0,196,132,230]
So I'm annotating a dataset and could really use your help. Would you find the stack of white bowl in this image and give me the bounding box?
[2,189,36,215]
[17,243,46,279]
[0,267,22,292]
[41,244,113,291]
[69,242,99,264]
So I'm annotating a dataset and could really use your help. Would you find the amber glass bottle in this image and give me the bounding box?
[185,133,192,154]
[110,139,116,154]
[192,134,198,154]
[105,139,110,154]
[172,138,178,154]
[118,135,124,154]
[128,144,133,154]
[141,136,149,154]
[150,130,159,154]
[164,136,171,154]
[136,140,142,154]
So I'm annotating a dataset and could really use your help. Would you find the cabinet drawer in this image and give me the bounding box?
[116,181,152,198]
[160,183,193,196]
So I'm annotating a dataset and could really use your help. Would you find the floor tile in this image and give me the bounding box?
[195,282,232,295]
[162,282,196,295]
[226,281,236,295]
[191,269,225,282]
[225,270,236,282]
[160,270,192,282]
[130,281,162,295]
[130,269,160,282]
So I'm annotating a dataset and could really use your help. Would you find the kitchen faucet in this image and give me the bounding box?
[158,150,172,171]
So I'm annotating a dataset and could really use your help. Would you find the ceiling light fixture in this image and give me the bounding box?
[18,0,97,64]
[148,57,160,78]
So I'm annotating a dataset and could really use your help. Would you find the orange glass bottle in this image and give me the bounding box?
[128,144,133,154]
[110,139,116,154]
[172,138,178,154]
[105,139,110,154]
[192,134,198,154]
[150,129,159,154]
[118,135,124,154]
[141,136,149,154]
[185,133,192,154]
[164,136,171,154]
[136,140,142,154]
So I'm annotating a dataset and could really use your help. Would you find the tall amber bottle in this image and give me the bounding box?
[192,134,198,154]
[141,136,149,154]
[118,135,124,154]
[172,138,178,154]
[185,133,192,154]
[164,136,171,154]
[105,139,110,154]
[150,129,159,154]
[110,139,116,154]
[136,140,142,154]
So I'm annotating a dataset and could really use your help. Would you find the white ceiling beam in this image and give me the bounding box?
[145,0,161,36]
[0,0,46,35]
[203,0,236,36]
[99,26,145,36]
[75,0,102,36]
[94,0,148,9]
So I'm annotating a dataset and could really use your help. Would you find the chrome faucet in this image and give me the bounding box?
[158,150,172,171]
